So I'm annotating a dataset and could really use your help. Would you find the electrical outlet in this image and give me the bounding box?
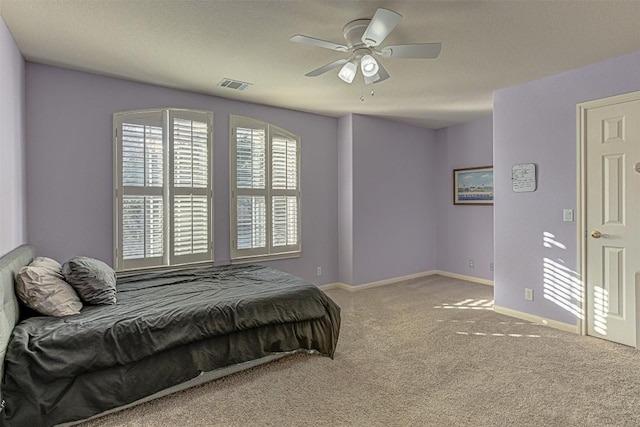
[490,262,494,272]
[525,288,534,301]
[316,267,322,277]
[469,259,474,268]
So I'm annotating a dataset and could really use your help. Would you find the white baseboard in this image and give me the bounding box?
[319,270,494,292]
[318,282,345,291]
[319,270,438,292]
[433,270,494,286]
[493,305,578,334]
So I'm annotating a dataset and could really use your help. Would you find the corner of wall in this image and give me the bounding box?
[0,14,27,256]
[337,114,354,285]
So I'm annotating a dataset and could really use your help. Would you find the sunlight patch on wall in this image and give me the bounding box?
[543,232,567,249]
[543,257,584,319]
[541,232,584,320]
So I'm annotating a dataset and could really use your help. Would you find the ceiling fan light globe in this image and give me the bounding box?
[361,55,379,77]
[338,61,357,83]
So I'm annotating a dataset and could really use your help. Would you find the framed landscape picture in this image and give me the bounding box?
[453,166,494,205]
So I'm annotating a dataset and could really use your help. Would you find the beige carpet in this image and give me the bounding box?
[81,275,640,427]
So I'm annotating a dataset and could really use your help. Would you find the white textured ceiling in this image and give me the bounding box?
[1,0,639,128]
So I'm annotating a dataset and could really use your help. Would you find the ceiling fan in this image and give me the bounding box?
[290,8,442,85]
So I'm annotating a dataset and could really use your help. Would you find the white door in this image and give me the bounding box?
[584,93,640,347]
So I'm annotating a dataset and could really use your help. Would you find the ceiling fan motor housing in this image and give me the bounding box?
[343,19,371,49]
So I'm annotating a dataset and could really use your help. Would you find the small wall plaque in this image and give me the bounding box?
[512,163,536,192]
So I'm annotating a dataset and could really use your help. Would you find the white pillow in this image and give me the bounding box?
[16,258,83,317]
[30,256,65,278]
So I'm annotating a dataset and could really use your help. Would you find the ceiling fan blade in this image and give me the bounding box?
[363,61,390,85]
[290,35,348,52]
[379,43,442,59]
[361,8,402,47]
[305,59,349,77]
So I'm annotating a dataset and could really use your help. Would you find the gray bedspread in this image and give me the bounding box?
[1,264,340,427]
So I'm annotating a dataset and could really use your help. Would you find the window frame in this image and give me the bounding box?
[229,115,301,262]
[113,108,214,272]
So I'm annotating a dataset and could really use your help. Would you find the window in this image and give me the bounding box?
[113,109,213,271]
[230,116,300,260]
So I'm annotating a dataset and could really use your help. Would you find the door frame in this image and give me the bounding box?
[576,91,640,342]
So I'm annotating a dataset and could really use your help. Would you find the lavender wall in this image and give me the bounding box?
[350,114,438,285]
[0,16,26,256]
[435,116,494,280]
[494,51,640,324]
[25,63,338,284]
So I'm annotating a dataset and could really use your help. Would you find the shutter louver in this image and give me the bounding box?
[272,196,297,246]
[145,196,164,257]
[174,118,208,188]
[237,195,266,249]
[173,195,209,256]
[122,196,144,259]
[122,196,163,259]
[122,124,163,187]
[236,127,265,189]
[272,136,297,190]
[174,196,192,256]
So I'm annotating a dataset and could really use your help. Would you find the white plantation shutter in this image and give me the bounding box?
[169,112,212,264]
[230,116,300,260]
[234,124,267,256]
[114,109,213,271]
[270,130,299,252]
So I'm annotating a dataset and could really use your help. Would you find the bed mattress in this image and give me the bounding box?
[1,264,340,426]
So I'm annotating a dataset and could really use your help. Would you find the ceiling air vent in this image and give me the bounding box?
[217,78,252,91]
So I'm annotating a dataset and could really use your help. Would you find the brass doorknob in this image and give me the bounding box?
[591,230,602,238]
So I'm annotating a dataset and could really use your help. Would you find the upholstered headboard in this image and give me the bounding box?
[0,244,34,398]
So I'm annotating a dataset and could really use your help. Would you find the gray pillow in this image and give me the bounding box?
[16,258,83,317]
[62,257,117,305]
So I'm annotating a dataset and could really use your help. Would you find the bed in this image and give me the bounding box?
[0,244,340,427]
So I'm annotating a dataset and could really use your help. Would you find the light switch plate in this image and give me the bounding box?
[563,209,574,222]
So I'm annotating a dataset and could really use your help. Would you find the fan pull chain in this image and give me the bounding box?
[360,87,375,102]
